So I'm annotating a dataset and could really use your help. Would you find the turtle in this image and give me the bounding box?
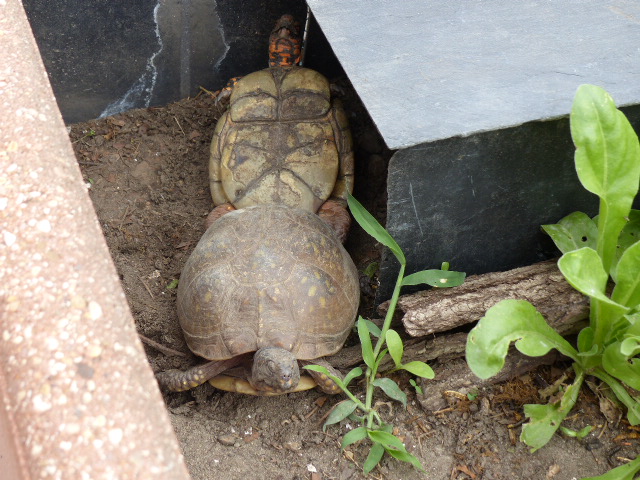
[207,14,354,243]
[156,204,360,395]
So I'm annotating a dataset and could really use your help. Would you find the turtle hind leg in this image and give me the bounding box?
[299,358,343,395]
[156,357,244,392]
[317,199,351,243]
[205,203,236,230]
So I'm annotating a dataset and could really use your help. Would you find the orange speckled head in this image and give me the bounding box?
[268,14,302,67]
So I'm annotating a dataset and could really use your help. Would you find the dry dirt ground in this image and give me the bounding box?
[69,82,640,479]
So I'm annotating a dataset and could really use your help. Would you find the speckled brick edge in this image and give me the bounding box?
[0,1,191,478]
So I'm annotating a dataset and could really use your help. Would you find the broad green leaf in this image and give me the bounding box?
[362,317,381,337]
[343,367,363,388]
[602,338,640,390]
[386,329,403,367]
[542,211,598,254]
[401,361,435,379]
[570,84,640,272]
[621,336,640,356]
[582,454,640,480]
[385,448,425,472]
[373,378,407,407]
[626,312,640,337]
[612,240,640,308]
[341,426,368,449]
[558,248,608,300]
[577,327,595,355]
[617,210,640,261]
[348,193,405,265]
[520,405,566,451]
[559,425,593,438]
[323,400,357,430]
[521,370,584,451]
[363,442,385,475]
[401,269,466,288]
[558,248,629,328]
[607,315,636,343]
[466,299,579,379]
[357,317,375,368]
[592,369,640,426]
[368,430,406,451]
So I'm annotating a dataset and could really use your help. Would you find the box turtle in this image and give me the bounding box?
[156,204,360,395]
[208,15,354,242]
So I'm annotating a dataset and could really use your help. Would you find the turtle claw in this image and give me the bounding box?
[156,357,245,392]
[299,358,343,395]
[214,76,242,107]
[156,368,208,392]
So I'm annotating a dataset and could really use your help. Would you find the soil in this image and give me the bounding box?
[69,80,640,479]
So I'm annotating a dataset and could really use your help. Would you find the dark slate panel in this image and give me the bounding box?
[22,0,311,123]
[378,105,640,301]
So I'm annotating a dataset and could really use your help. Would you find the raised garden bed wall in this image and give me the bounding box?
[0,2,190,478]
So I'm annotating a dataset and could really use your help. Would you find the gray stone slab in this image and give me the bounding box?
[308,0,640,148]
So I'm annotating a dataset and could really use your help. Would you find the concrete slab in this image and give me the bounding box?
[308,0,640,148]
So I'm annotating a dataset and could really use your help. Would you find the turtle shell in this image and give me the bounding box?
[176,204,360,361]
[209,66,353,213]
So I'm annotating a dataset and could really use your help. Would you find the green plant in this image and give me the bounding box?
[409,378,423,395]
[465,84,640,479]
[305,194,465,474]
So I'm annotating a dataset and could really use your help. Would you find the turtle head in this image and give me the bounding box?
[249,347,300,393]
[268,15,302,68]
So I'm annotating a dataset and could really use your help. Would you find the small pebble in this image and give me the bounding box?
[284,441,302,451]
[217,434,238,446]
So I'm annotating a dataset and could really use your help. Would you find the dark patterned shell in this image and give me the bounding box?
[209,66,354,213]
[176,205,360,361]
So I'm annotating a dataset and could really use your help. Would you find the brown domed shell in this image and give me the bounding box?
[176,204,360,361]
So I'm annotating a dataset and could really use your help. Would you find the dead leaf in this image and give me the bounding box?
[599,396,622,424]
[107,118,126,127]
[546,464,561,478]
[452,464,477,479]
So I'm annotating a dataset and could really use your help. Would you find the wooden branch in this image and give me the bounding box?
[331,332,468,370]
[378,260,589,337]
[417,350,563,412]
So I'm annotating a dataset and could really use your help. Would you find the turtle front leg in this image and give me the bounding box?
[156,356,244,392]
[214,76,242,106]
[299,358,343,395]
[317,199,351,243]
[205,203,237,230]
